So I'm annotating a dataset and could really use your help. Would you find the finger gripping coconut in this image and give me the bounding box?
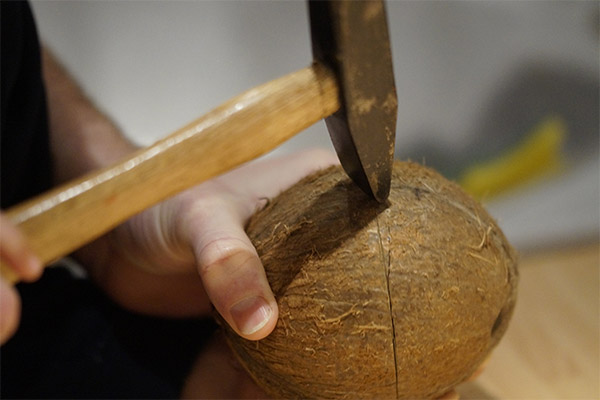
[223,161,518,399]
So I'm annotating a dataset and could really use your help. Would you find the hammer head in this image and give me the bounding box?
[310,0,397,202]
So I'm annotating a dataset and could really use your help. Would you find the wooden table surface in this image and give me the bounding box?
[456,243,599,399]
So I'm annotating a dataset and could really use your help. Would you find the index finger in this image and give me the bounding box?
[0,214,42,283]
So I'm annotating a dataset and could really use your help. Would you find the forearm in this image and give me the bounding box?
[41,47,136,183]
[41,48,141,278]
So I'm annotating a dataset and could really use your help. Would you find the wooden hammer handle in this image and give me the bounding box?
[1,64,339,284]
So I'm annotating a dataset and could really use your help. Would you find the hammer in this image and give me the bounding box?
[0,0,397,283]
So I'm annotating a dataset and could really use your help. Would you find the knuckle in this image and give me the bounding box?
[303,148,338,167]
[195,237,256,278]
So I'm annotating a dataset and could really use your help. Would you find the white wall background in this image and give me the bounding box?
[30,0,599,251]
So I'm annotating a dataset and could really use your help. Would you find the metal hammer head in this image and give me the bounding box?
[310,0,397,203]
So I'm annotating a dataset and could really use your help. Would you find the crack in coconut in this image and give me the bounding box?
[376,215,399,398]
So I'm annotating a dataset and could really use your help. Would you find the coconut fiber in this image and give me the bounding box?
[222,161,518,399]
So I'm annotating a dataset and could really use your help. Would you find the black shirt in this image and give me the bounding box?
[1,0,52,208]
[0,3,215,398]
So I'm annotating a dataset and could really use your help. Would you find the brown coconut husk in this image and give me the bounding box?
[222,161,518,399]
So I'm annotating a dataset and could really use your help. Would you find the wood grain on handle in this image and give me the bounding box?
[2,64,339,284]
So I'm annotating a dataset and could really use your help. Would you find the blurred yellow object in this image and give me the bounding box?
[459,116,566,200]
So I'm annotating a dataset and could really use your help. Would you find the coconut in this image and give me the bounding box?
[222,161,518,399]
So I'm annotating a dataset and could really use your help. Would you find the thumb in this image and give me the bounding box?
[183,197,278,341]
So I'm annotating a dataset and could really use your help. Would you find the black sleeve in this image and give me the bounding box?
[1,0,53,209]
[1,4,216,399]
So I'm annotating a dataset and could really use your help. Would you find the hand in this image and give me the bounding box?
[82,148,338,340]
[181,332,268,399]
[0,213,43,344]
[436,355,491,400]
[41,47,336,341]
